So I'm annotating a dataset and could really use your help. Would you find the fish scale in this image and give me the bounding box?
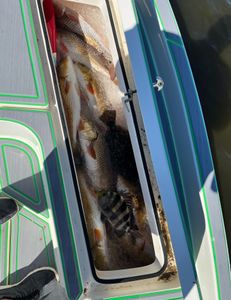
[57,29,115,80]
[74,63,116,125]
[57,56,81,152]
[78,119,116,191]
[54,2,111,60]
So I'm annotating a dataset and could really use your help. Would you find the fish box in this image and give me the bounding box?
[51,0,171,283]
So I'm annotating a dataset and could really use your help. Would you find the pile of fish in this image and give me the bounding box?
[55,0,155,271]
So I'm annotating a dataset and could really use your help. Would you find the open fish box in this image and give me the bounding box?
[53,0,166,281]
[15,0,184,298]
[49,0,177,284]
[50,0,175,282]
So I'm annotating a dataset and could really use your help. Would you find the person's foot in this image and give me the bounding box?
[0,197,18,225]
[0,267,59,299]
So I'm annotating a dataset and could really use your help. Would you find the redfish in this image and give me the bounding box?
[57,29,115,80]
[77,169,109,270]
[54,1,113,64]
[54,1,106,50]
[57,56,81,152]
[90,69,126,129]
[75,63,116,125]
[78,119,116,191]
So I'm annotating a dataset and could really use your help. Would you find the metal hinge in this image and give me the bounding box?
[124,89,137,98]
[123,89,137,112]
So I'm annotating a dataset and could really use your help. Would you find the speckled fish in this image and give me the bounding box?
[78,118,116,191]
[75,63,116,125]
[57,56,81,152]
[57,29,115,80]
[54,1,114,73]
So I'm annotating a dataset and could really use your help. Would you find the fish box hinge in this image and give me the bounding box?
[123,89,137,112]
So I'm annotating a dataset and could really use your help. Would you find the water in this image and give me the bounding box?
[170,0,231,258]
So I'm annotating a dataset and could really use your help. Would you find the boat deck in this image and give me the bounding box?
[0,1,84,299]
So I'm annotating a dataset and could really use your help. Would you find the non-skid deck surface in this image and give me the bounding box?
[0,206,55,285]
[0,108,83,300]
[0,1,83,299]
[0,0,47,106]
[0,0,53,284]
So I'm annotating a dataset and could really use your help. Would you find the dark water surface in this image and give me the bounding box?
[170,0,231,258]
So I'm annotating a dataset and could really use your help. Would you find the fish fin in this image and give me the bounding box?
[87,143,96,159]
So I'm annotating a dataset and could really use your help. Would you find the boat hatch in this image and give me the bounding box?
[52,0,168,282]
